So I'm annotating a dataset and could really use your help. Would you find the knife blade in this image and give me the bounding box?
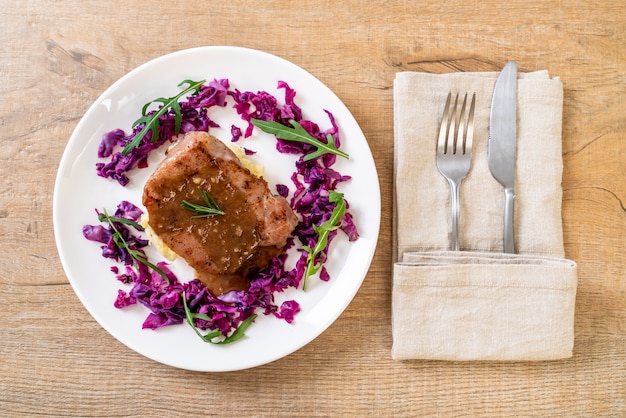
[488,61,518,253]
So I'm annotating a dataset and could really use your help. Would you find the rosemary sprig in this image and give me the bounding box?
[302,191,347,291]
[98,210,170,285]
[182,292,257,344]
[122,79,206,155]
[251,118,349,161]
[180,187,225,218]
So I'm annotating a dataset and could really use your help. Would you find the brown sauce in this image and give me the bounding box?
[197,245,282,295]
[147,157,269,296]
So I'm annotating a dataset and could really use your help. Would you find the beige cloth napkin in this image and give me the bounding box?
[392,70,578,361]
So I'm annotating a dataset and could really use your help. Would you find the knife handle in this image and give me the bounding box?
[504,187,515,253]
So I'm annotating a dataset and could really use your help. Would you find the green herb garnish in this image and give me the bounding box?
[122,79,206,155]
[182,291,257,344]
[97,213,145,231]
[251,118,349,162]
[98,210,170,285]
[180,187,225,218]
[302,191,347,291]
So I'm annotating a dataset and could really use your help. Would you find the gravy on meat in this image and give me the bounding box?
[142,132,297,296]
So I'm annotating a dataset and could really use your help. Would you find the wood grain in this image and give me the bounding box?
[1,0,624,416]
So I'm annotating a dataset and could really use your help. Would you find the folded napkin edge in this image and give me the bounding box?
[393,261,578,291]
[394,69,559,81]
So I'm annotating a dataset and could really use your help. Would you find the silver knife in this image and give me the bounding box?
[488,61,518,253]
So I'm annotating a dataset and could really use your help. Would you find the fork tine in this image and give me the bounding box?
[448,93,460,154]
[463,93,476,155]
[436,92,453,154]
[453,93,468,155]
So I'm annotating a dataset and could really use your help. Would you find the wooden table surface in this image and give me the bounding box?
[1,1,624,416]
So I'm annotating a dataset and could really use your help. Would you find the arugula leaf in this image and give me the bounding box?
[122,79,206,155]
[250,118,349,161]
[98,209,170,285]
[97,213,145,231]
[302,191,347,290]
[182,292,257,344]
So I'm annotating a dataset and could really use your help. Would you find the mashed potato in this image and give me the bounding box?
[225,143,264,177]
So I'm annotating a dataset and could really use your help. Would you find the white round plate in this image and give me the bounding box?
[53,46,380,372]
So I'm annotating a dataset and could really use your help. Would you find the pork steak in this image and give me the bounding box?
[142,131,298,295]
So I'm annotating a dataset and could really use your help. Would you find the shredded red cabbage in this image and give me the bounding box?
[83,201,263,334]
[87,79,359,341]
[96,79,230,186]
[81,201,148,265]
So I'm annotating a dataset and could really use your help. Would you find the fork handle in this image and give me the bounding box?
[503,187,515,253]
[449,180,461,251]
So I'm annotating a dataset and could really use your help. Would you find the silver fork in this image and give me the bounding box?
[435,92,476,251]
